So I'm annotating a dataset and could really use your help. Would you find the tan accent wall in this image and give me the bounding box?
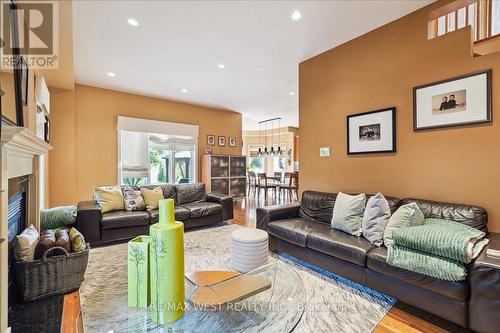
[299,1,500,232]
[49,88,76,206]
[49,84,242,205]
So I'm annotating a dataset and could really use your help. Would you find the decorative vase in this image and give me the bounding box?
[149,198,185,324]
[127,236,150,308]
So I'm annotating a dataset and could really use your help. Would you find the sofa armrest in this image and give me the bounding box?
[206,192,234,221]
[469,232,500,333]
[76,200,102,244]
[256,203,301,231]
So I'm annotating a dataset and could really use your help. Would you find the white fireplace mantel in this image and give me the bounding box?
[1,126,53,179]
[1,125,53,332]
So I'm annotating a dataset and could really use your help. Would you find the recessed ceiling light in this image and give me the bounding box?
[217,64,225,69]
[107,72,115,77]
[181,88,188,93]
[291,10,302,20]
[127,18,139,26]
[289,91,295,96]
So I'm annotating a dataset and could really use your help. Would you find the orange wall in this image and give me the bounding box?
[49,84,242,205]
[299,1,500,232]
[49,88,76,207]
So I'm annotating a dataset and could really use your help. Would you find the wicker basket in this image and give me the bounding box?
[15,244,90,302]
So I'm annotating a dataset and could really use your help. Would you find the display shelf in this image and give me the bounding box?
[202,155,247,197]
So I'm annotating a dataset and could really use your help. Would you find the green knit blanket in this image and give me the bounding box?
[40,205,77,231]
[387,219,489,281]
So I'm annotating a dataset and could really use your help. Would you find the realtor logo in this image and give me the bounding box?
[1,0,58,69]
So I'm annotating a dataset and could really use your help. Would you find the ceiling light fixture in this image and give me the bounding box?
[107,72,115,77]
[181,88,188,93]
[289,92,295,96]
[217,64,225,69]
[291,10,302,20]
[127,18,139,26]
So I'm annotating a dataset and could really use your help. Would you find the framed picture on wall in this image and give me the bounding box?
[207,134,215,146]
[347,107,396,155]
[20,57,29,106]
[229,137,236,147]
[413,70,491,131]
[218,136,226,146]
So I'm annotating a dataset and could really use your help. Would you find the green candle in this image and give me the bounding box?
[150,198,185,324]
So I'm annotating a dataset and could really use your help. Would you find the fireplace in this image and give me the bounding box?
[7,176,29,306]
[1,125,53,331]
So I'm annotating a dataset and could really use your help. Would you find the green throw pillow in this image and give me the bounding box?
[94,186,124,213]
[69,227,86,252]
[383,203,424,246]
[331,192,366,236]
[140,186,164,211]
[40,205,77,231]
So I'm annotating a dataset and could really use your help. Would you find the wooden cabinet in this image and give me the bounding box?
[202,155,246,197]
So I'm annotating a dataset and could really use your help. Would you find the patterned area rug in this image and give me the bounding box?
[80,223,395,332]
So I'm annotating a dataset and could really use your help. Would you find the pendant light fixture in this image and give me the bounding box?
[258,117,282,157]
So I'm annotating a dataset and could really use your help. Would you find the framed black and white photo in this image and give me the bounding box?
[229,137,236,147]
[218,136,226,147]
[347,107,396,155]
[207,134,215,146]
[413,70,491,131]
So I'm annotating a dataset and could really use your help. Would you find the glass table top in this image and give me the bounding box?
[79,259,306,333]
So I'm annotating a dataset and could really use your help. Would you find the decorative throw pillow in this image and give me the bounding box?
[331,192,366,236]
[14,224,39,261]
[383,203,424,246]
[362,193,391,246]
[69,227,86,252]
[93,186,124,213]
[122,186,146,211]
[140,186,164,211]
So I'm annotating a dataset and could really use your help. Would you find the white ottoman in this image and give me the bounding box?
[231,228,269,272]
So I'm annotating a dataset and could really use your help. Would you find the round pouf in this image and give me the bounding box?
[231,228,269,272]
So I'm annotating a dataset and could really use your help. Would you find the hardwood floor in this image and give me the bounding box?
[64,190,454,333]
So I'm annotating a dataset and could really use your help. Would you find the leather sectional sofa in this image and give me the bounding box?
[77,183,233,246]
[257,190,500,333]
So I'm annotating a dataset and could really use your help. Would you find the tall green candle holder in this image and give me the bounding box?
[149,198,185,324]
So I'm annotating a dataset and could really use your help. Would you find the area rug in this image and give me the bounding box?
[80,223,395,332]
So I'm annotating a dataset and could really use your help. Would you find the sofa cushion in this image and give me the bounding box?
[181,202,222,219]
[367,247,469,301]
[101,211,150,230]
[331,192,366,236]
[307,228,375,266]
[268,218,330,247]
[94,186,124,213]
[384,203,424,247]
[149,206,191,223]
[299,191,337,224]
[399,198,488,233]
[176,183,207,204]
[362,193,391,246]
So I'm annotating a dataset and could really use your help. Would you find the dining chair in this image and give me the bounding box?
[256,173,277,201]
[247,171,256,197]
[279,172,298,201]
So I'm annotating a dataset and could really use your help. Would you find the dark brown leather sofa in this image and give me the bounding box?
[257,190,500,333]
[77,183,233,246]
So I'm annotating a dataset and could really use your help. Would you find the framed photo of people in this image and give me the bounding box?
[413,70,491,131]
[347,107,396,155]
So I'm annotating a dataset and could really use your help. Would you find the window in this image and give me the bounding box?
[247,145,264,173]
[493,0,500,36]
[117,116,198,185]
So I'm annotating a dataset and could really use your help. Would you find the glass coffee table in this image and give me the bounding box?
[78,259,306,332]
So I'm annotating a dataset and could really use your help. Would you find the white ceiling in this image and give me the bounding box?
[74,0,433,130]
